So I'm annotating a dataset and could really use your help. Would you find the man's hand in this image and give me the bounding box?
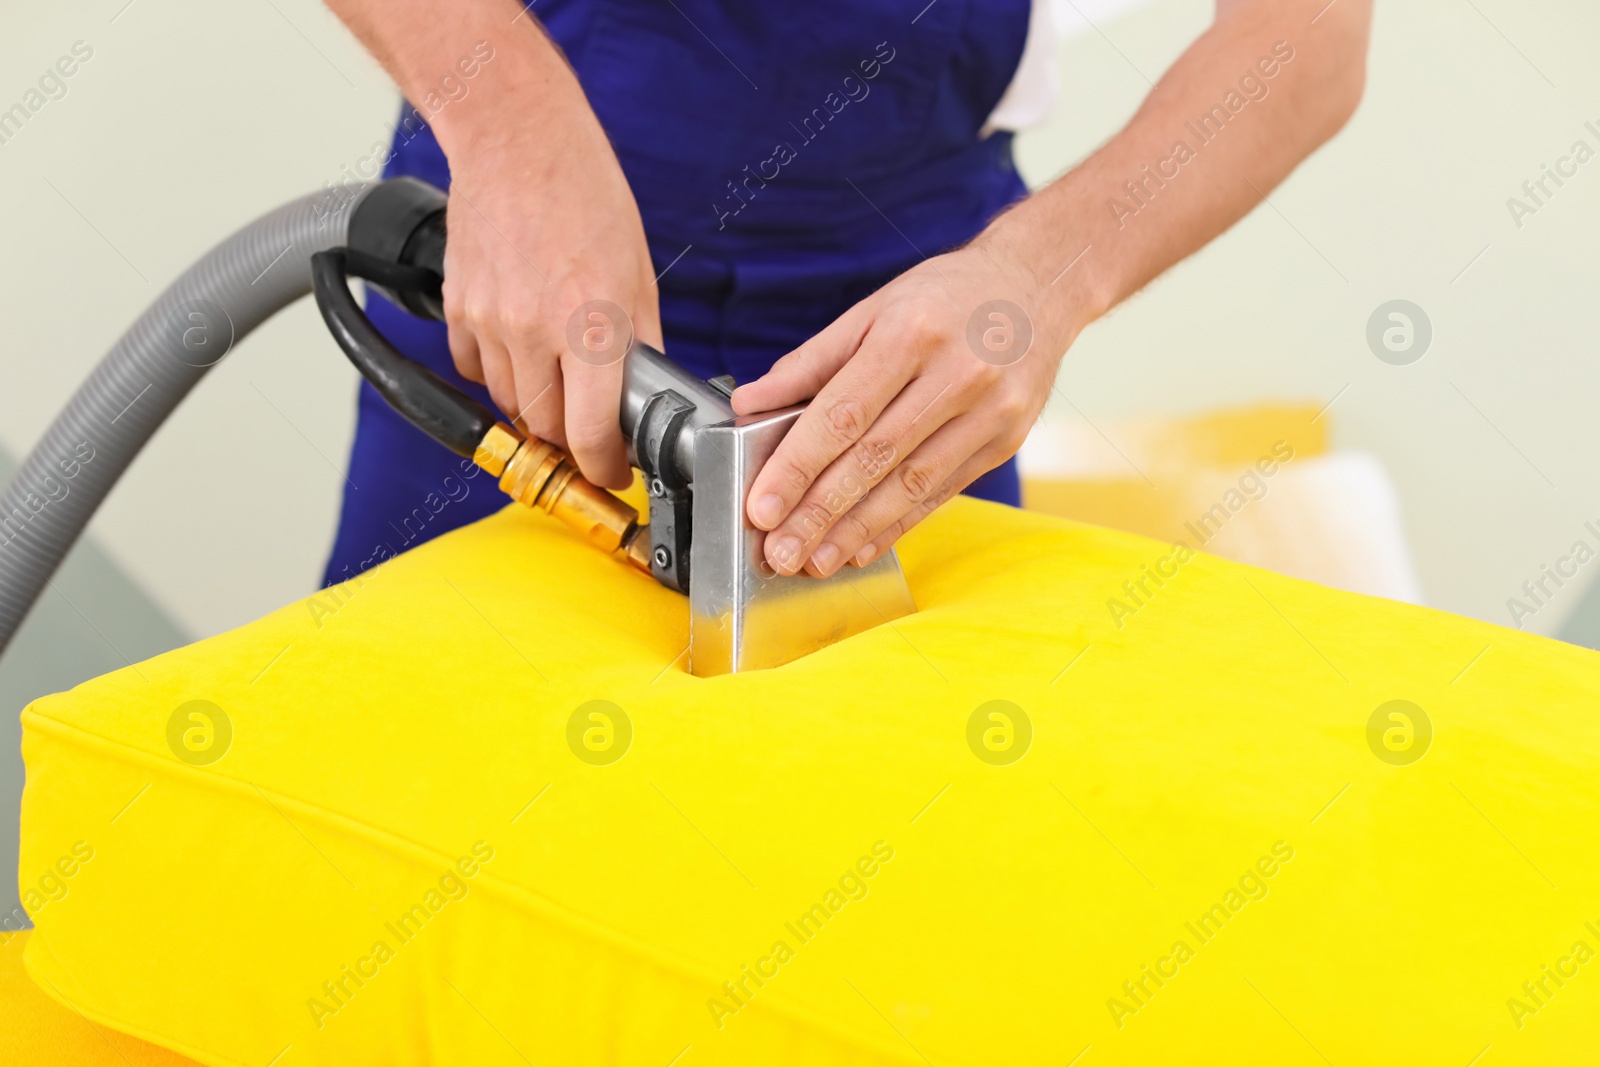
[733,0,1371,577]
[443,120,658,490]
[325,0,656,489]
[731,239,1071,577]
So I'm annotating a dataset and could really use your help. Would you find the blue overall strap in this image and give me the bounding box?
[324,1,1033,587]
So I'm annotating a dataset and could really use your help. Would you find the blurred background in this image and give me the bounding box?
[3,0,1597,924]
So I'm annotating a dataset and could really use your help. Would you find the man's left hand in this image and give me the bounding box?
[730,237,1071,578]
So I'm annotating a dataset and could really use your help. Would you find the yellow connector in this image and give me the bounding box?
[472,422,652,573]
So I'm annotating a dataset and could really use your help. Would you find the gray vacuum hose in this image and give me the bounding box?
[0,184,373,657]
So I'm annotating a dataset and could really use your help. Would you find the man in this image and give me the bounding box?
[321,0,1370,587]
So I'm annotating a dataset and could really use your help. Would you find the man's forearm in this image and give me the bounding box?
[323,0,591,162]
[988,0,1372,345]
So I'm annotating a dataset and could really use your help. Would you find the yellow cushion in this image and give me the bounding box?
[18,496,1600,1065]
[1,930,201,1065]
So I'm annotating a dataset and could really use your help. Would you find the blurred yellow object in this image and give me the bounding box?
[1022,403,1423,601]
[1,930,201,1065]
[1022,402,1329,542]
[17,494,1600,1065]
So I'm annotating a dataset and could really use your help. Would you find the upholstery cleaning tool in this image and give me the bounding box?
[0,179,915,675]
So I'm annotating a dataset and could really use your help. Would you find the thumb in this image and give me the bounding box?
[730,299,875,415]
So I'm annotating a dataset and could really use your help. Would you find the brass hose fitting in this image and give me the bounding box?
[472,422,652,573]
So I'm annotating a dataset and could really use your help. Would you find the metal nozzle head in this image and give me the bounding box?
[688,407,916,675]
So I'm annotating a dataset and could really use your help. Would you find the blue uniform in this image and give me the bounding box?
[324,0,1033,587]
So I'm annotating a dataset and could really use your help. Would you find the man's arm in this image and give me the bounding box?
[733,0,1373,578]
[324,0,657,488]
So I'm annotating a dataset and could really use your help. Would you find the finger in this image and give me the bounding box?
[790,415,996,577]
[757,374,965,574]
[498,307,566,446]
[475,332,521,422]
[729,299,875,416]
[848,444,1001,571]
[508,363,560,440]
[521,374,567,449]
[560,352,630,489]
[632,283,665,351]
[448,322,485,384]
[744,326,917,533]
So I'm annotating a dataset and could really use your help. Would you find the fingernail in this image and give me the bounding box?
[751,494,784,530]
[769,536,803,573]
[854,544,877,567]
[811,543,840,576]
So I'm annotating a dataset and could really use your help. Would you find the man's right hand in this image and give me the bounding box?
[440,110,659,491]
[326,0,658,490]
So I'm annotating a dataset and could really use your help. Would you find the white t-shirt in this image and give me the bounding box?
[984,0,1060,133]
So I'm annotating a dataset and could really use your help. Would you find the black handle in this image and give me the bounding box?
[311,247,493,458]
